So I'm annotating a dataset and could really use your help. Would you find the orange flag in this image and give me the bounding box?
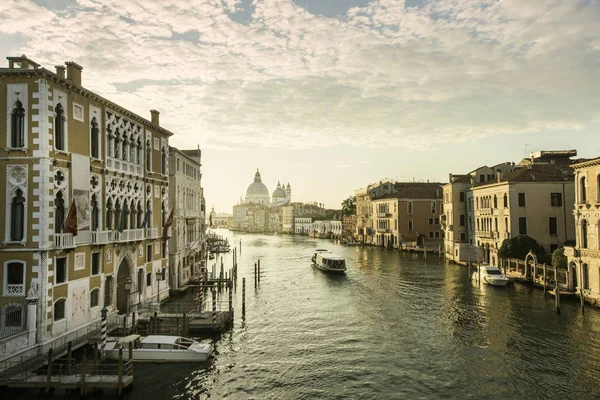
[163,207,174,244]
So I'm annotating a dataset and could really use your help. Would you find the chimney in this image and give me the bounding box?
[496,171,502,183]
[65,61,82,86]
[150,110,160,126]
[55,65,65,79]
[448,173,453,182]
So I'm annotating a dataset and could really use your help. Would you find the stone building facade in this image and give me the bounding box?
[168,147,205,291]
[0,55,172,359]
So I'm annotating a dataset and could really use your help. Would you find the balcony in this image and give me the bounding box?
[115,229,144,242]
[54,233,75,249]
[376,228,390,233]
[91,230,114,245]
[146,228,158,239]
[476,231,491,239]
[478,208,493,216]
[377,212,391,218]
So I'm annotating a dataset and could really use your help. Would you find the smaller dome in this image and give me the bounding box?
[272,187,285,199]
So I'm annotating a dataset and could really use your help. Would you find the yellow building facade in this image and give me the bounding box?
[0,56,173,358]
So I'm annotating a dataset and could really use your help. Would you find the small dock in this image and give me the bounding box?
[137,307,234,336]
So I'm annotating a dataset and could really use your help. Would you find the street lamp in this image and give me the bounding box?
[155,270,161,303]
[124,277,131,333]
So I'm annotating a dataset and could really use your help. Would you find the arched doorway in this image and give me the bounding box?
[116,257,132,315]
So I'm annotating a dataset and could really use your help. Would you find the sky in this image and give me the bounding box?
[2,0,600,213]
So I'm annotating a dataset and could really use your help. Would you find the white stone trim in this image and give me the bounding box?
[5,83,28,150]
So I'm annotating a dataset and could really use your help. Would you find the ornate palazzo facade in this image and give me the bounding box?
[0,55,173,360]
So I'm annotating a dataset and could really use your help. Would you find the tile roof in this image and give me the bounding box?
[374,183,443,200]
[498,164,573,183]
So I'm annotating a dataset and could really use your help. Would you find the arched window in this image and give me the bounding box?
[107,128,113,158]
[503,193,507,208]
[137,139,142,166]
[90,117,99,158]
[54,191,65,233]
[146,140,151,171]
[114,133,120,159]
[54,104,65,151]
[161,147,167,175]
[597,175,600,203]
[494,217,498,232]
[146,272,152,287]
[161,201,166,228]
[114,200,121,231]
[11,100,25,148]
[91,194,99,231]
[54,298,66,321]
[104,276,113,306]
[106,199,113,230]
[407,202,413,215]
[123,202,129,230]
[137,202,143,228]
[130,135,136,163]
[161,268,166,281]
[580,176,587,203]
[493,195,497,209]
[582,220,588,249]
[504,217,508,232]
[10,189,25,241]
[90,288,99,308]
[431,201,436,214]
[146,199,152,228]
[129,200,136,229]
[122,134,128,161]
[408,219,413,231]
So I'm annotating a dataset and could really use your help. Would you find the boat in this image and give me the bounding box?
[311,249,346,273]
[471,265,510,287]
[104,334,212,362]
[210,243,230,253]
[343,241,361,246]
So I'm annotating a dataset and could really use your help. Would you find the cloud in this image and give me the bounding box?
[2,0,599,151]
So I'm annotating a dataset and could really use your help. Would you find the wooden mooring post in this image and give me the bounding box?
[543,264,547,296]
[45,348,53,394]
[242,277,246,316]
[118,348,124,396]
[554,267,561,314]
[67,341,72,375]
[80,351,87,396]
[468,259,471,280]
[254,263,257,288]
[258,260,261,284]
[94,342,99,374]
[477,261,481,286]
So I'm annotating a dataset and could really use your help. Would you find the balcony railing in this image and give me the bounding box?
[376,212,391,218]
[54,233,75,249]
[476,231,492,239]
[115,229,144,242]
[146,228,158,239]
[91,230,114,245]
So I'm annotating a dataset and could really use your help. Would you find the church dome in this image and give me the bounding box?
[245,169,270,204]
[272,181,285,199]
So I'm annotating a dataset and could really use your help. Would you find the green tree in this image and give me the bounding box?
[498,235,545,261]
[341,196,356,216]
[552,247,568,270]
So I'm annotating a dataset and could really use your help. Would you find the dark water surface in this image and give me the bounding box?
[17,230,600,399]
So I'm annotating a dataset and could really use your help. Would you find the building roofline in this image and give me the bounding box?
[571,157,600,169]
[0,66,175,137]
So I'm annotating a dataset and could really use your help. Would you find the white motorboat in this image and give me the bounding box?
[472,265,510,287]
[104,334,211,362]
[311,249,346,273]
[210,245,230,253]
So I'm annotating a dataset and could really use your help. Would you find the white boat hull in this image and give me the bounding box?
[104,337,211,362]
[312,263,346,273]
[484,276,510,287]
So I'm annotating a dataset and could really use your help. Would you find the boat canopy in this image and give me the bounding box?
[142,335,185,345]
[117,334,141,345]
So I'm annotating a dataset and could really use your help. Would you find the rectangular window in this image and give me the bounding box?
[146,273,152,287]
[551,193,562,207]
[176,158,180,172]
[460,215,465,226]
[434,217,439,225]
[429,231,434,238]
[54,300,65,321]
[549,217,558,235]
[5,262,25,295]
[56,257,67,284]
[479,174,485,183]
[429,218,433,225]
[459,191,465,202]
[90,289,99,307]
[518,217,527,235]
[146,244,152,263]
[91,253,100,275]
[518,193,526,207]
[460,232,466,241]
[434,231,440,238]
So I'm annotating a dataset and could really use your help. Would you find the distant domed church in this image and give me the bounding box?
[244,169,291,207]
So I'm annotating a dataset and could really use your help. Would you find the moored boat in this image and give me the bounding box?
[311,249,346,273]
[104,334,211,362]
[472,265,510,287]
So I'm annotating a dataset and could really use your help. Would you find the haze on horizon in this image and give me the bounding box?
[2,0,599,213]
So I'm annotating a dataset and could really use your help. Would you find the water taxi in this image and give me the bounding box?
[471,265,510,287]
[104,334,212,362]
[311,249,346,273]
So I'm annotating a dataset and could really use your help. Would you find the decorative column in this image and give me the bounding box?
[100,306,108,359]
[26,281,39,347]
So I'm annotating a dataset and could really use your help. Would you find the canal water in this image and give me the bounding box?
[21,230,600,399]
